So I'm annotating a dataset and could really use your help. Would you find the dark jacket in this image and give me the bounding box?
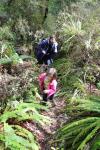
[36,39,58,61]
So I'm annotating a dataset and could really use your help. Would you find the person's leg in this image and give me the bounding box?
[37,59,43,64]
[41,93,48,105]
[48,94,54,101]
[43,93,48,102]
[43,55,48,65]
[47,59,51,65]
[45,54,53,65]
[47,94,55,107]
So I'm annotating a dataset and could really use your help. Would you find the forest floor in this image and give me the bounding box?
[23,97,69,150]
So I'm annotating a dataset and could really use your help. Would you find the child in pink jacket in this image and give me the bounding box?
[38,68,57,102]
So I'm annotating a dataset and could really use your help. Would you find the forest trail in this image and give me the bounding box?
[23,97,69,150]
[0,60,69,150]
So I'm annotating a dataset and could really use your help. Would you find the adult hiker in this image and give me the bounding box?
[35,35,58,65]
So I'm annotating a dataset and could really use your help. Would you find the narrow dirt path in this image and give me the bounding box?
[40,98,68,150]
[23,97,69,150]
[17,63,69,149]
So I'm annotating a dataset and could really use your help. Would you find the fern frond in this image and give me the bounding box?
[73,121,98,148]
[58,123,91,141]
[0,102,50,125]
[91,134,100,150]
[57,117,100,150]
[0,101,51,150]
[68,96,100,114]
[20,55,32,60]
[0,57,12,65]
[13,125,39,150]
[59,117,99,133]
[1,123,39,150]
[77,125,100,150]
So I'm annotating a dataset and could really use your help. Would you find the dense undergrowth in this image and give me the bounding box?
[0,47,50,150]
[0,0,100,150]
[51,1,100,149]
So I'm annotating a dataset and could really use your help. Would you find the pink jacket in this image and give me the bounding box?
[38,73,57,97]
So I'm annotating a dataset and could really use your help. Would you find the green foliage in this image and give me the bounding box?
[0,101,49,124]
[0,54,32,65]
[5,0,47,31]
[0,123,39,150]
[0,26,14,41]
[52,0,100,96]
[97,82,100,90]
[91,134,100,150]
[57,117,100,150]
[53,58,74,87]
[56,94,100,149]
[0,57,12,65]
[55,7,100,144]
[0,2,5,13]
[0,52,23,65]
[0,101,50,150]
[48,0,62,15]
[20,55,32,60]
[0,42,16,58]
[68,95,100,114]
[0,42,30,65]
[11,53,23,64]
[53,58,85,97]
[1,0,100,150]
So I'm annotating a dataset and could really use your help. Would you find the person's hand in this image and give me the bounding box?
[43,90,48,94]
[42,50,46,54]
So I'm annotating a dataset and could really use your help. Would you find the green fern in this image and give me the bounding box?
[57,117,100,150]
[91,134,100,150]
[0,123,39,150]
[72,121,97,147]
[0,26,14,41]
[56,94,100,150]
[0,54,33,65]
[77,125,100,150]
[0,57,12,65]
[0,101,50,150]
[20,55,32,60]
[67,95,100,114]
[0,101,50,124]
